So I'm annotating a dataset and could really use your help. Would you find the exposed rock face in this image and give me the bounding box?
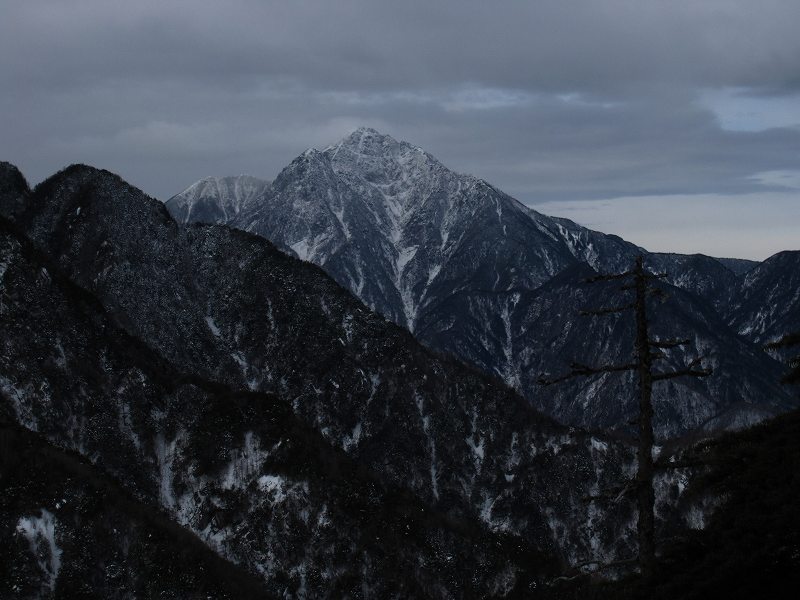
[726,250,800,344]
[167,175,269,226]
[427,262,793,439]
[166,129,797,438]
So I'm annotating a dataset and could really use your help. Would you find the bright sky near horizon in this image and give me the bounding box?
[2,1,799,260]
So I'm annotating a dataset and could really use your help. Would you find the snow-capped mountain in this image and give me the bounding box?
[167,129,651,331]
[167,128,797,437]
[244,129,588,330]
[167,175,269,226]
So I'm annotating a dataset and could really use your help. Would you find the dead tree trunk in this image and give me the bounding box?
[633,255,656,579]
[540,254,711,581]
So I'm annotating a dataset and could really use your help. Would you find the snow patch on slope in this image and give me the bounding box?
[16,509,62,593]
[415,393,439,500]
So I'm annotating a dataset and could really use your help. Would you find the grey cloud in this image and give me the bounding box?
[5,1,800,93]
[2,0,800,260]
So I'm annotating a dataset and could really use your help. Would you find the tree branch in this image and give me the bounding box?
[579,302,635,316]
[653,366,712,381]
[582,480,637,503]
[585,270,634,283]
[654,458,711,470]
[538,361,636,385]
[620,274,667,291]
[765,332,800,350]
[549,557,639,583]
[644,272,668,280]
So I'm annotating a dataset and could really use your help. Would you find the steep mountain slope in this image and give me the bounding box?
[0,162,651,585]
[0,212,556,597]
[166,129,791,437]
[228,131,584,331]
[418,262,792,438]
[646,253,743,312]
[167,175,269,225]
[1,422,274,599]
[168,129,750,328]
[714,257,758,276]
[726,250,800,345]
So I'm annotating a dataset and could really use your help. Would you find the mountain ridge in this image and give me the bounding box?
[166,129,798,438]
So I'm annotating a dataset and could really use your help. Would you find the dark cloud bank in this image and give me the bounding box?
[2,0,799,258]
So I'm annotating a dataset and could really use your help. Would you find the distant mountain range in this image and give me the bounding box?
[167,128,800,438]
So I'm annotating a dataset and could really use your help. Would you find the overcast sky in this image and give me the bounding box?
[2,0,799,259]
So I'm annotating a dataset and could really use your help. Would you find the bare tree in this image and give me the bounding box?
[540,255,712,580]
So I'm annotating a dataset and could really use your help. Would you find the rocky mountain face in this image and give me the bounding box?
[167,175,269,226]
[4,162,708,597]
[725,251,800,383]
[713,257,758,276]
[424,262,792,438]
[725,251,800,346]
[167,128,798,438]
[646,253,743,312]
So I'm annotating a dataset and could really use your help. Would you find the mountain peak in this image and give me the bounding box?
[0,161,30,219]
[326,127,427,159]
[352,125,383,136]
[321,128,444,190]
[343,126,391,143]
[162,131,799,440]
[328,127,394,151]
[0,161,29,195]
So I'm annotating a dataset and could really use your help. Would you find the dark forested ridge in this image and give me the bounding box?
[0,200,559,597]
[575,407,800,600]
[0,161,629,596]
[0,419,275,599]
[648,407,800,599]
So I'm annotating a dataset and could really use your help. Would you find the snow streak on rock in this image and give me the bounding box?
[16,510,62,593]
